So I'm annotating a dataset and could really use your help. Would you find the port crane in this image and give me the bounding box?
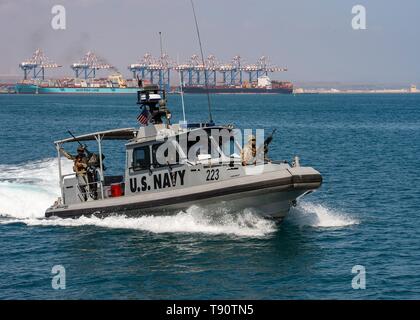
[130,53,287,89]
[19,49,288,89]
[19,49,61,80]
[71,52,114,79]
[129,53,172,92]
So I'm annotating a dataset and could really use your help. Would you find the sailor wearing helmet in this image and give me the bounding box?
[240,134,257,166]
[60,145,89,200]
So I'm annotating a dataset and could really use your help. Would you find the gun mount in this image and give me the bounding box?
[137,84,171,125]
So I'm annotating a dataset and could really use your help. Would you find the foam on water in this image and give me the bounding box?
[0,158,73,219]
[289,201,359,228]
[2,206,276,237]
[0,158,357,237]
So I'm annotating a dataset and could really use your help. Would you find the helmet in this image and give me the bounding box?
[77,146,85,153]
[248,135,256,142]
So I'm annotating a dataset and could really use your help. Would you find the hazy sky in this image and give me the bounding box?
[0,0,419,83]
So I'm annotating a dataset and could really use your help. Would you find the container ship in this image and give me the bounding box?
[16,74,139,94]
[0,84,16,94]
[181,76,293,94]
[16,50,142,95]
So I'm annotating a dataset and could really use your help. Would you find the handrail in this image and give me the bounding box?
[61,171,105,202]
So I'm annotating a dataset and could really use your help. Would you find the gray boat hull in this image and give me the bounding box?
[45,167,322,220]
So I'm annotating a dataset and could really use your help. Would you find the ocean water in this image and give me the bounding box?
[0,93,419,299]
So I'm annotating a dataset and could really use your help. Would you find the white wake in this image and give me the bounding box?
[0,158,73,219]
[0,158,357,236]
[289,201,359,228]
[2,207,276,237]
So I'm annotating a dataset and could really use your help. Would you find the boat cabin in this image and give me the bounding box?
[54,122,244,206]
[53,85,269,207]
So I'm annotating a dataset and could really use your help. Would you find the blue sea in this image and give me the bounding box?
[0,93,419,299]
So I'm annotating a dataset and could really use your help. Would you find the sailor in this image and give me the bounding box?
[60,146,89,200]
[60,145,88,167]
[86,152,105,200]
[241,135,257,166]
[74,155,89,201]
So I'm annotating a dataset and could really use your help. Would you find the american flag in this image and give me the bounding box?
[137,108,150,125]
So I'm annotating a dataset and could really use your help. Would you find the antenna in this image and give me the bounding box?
[158,31,167,92]
[159,31,164,60]
[177,54,187,123]
[190,0,213,124]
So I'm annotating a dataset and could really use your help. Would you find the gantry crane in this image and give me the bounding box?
[19,49,61,80]
[71,52,114,79]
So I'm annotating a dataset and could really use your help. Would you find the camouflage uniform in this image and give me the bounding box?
[59,147,88,176]
[241,135,257,166]
[60,147,89,200]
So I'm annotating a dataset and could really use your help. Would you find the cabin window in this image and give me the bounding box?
[132,146,151,170]
[186,131,230,160]
[186,136,210,161]
[221,136,236,157]
[152,142,179,167]
[152,143,164,167]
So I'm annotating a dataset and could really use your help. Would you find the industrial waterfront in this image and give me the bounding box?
[4,49,292,94]
[1,49,417,95]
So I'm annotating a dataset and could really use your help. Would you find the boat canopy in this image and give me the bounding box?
[54,128,138,145]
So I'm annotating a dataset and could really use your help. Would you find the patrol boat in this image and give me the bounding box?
[45,85,322,220]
